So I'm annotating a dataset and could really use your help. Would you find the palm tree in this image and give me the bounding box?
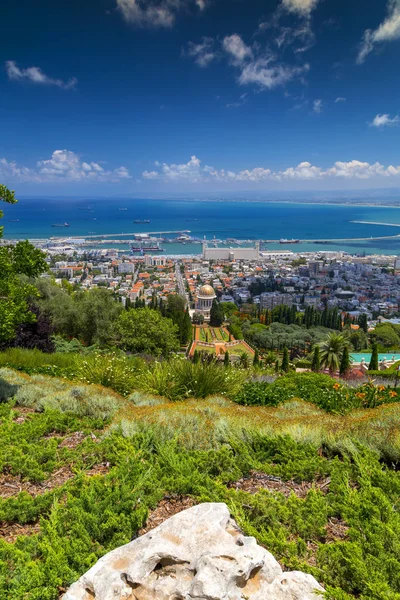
[318,333,349,374]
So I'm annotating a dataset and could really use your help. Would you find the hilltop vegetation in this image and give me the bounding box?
[0,367,400,599]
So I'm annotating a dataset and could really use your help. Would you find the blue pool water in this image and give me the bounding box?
[350,353,400,363]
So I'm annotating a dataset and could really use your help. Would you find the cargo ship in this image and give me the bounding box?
[131,244,164,253]
[52,222,70,227]
[279,238,299,244]
[134,219,150,224]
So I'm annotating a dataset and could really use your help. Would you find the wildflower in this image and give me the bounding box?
[333,383,341,390]
[356,392,366,399]
[378,385,385,391]
[389,390,398,398]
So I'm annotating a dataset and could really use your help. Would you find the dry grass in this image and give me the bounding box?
[2,368,400,460]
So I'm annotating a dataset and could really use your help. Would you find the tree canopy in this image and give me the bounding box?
[0,186,48,342]
[36,279,123,346]
[116,308,180,356]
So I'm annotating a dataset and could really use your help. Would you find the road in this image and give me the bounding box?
[175,261,189,305]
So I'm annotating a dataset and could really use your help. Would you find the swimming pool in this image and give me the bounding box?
[350,353,400,363]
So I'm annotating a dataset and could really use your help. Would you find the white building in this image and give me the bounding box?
[144,255,167,267]
[203,242,260,261]
[118,262,135,274]
[195,284,216,321]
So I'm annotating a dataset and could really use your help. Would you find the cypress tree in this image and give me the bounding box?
[369,343,379,371]
[339,345,351,376]
[282,346,289,372]
[193,349,200,364]
[224,350,230,367]
[181,309,192,345]
[358,313,368,333]
[311,346,320,372]
[210,299,224,327]
[253,348,260,367]
[274,359,280,373]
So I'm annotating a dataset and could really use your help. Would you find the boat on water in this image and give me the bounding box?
[131,244,164,253]
[279,238,300,244]
[52,222,70,228]
[134,219,150,224]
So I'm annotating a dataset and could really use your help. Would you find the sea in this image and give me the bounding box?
[3,196,400,256]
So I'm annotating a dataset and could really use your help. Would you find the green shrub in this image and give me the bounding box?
[39,388,120,420]
[74,352,141,396]
[136,359,246,401]
[295,359,312,368]
[234,372,358,414]
[0,348,76,371]
[0,379,19,402]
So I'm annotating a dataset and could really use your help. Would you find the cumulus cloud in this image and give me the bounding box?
[142,170,160,179]
[142,155,400,183]
[160,155,204,181]
[6,61,77,90]
[116,0,205,27]
[185,37,216,67]
[370,113,400,127]
[357,0,400,63]
[281,0,320,17]
[0,150,131,183]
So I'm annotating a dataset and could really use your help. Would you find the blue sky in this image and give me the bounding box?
[1,0,400,194]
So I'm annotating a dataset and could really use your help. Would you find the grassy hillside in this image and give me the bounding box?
[0,366,400,599]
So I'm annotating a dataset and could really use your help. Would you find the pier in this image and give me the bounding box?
[49,230,190,239]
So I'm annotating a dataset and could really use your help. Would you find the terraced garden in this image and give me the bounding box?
[0,366,400,600]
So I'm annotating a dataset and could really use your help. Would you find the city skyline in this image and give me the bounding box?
[1,0,400,194]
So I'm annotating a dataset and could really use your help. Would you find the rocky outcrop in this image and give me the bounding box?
[63,502,324,600]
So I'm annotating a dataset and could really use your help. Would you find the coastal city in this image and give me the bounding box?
[13,232,399,367]
[28,235,399,317]
[2,0,400,597]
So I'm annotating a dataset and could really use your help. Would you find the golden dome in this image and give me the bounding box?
[198,284,216,297]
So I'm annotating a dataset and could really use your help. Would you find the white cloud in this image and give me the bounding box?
[335,97,346,103]
[142,170,160,179]
[161,155,204,181]
[0,150,131,183]
[357,0,400,63]
[186,32,310,91]
[142,155,400,183]
[222,34,253,64]
[185,37,216,67]
[370,113,400,127]
[281,0,320,17]
[238,59,309,89]
[6,61,77,90]
[313,99,323,113]
[326,160,390,179]
[116,0,205,28]
[279,161,322,179]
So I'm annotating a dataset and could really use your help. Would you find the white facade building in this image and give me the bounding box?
[195,284,216,321]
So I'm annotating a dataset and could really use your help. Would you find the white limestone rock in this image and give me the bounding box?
[63,502,324,600]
